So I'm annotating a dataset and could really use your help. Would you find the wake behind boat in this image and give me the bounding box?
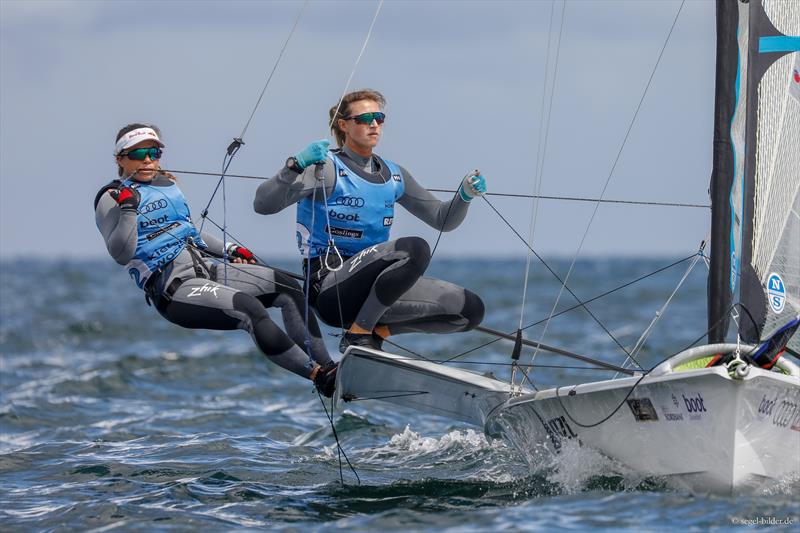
[334,0,800,494]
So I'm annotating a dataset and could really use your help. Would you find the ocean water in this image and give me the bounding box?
[1,257,797,532]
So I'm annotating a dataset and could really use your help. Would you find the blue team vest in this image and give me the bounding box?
[122,177,207,289]
[296,152,404,258]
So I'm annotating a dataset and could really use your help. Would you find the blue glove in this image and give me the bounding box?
[458,170,487,202]
[294,139,330,170]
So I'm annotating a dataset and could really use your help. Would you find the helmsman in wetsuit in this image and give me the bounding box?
[254,90,486,351]
[95,123,338,395]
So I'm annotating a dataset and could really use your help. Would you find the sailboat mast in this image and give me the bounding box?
[708,0,740,343]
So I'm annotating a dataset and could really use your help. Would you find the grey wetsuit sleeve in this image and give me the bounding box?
[253,160,336,214]
[397,167,470,231]
[199,231,226,256]
[95,192,138,264]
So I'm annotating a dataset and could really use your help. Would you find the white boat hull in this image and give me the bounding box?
[336,346,800,494]
[486,366,800,493]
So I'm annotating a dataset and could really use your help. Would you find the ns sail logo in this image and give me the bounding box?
[767,273,786,314]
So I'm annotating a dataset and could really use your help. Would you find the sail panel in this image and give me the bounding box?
[739,0,800,350]
[752,50,800,348]
[762,0,800,37]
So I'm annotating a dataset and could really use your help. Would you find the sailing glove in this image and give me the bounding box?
[110,186,140,211]
[294,139,331,170]
[313,361,338,398]
[226,243,256,263]
[458,170,487,202]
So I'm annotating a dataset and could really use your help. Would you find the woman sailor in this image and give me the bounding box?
[95,123,338,396]
[254,89,486,351]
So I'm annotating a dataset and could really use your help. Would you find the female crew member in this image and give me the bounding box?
[95,123,337,395]
[254,90,486,351]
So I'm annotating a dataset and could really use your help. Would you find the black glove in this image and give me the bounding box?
[313,361,338,398]
[109,186,140,211]
[227,244,255,262]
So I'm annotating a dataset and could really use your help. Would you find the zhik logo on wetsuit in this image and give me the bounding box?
[187,282,220,298]
[349,246,379,272]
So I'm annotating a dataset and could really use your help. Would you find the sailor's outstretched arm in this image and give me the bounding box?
[397,167,474,232]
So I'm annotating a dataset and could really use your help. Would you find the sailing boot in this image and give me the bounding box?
[339,332,383,353]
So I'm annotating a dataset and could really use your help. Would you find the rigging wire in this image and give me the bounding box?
[519,0,566,343]
[482,196,639,365]
[367,253,695,367]
[521,0,687,385]
[439,253,697,363]
[238,1,309,141]
[198,0,308,282]
[617,240,707,375]
[513,0,566,386]
[163,168,709,209]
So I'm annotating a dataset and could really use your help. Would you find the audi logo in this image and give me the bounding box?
[140,199,168,214]
[334,196,365,208]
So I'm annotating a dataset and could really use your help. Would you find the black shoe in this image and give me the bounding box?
[339,332,383,353]
[313,361,338,398]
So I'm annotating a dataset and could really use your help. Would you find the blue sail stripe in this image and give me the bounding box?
[758,36,800,53]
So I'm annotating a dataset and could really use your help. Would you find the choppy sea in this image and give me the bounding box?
[1,257,797,532]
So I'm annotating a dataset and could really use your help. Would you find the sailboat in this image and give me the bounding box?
[333,0,800,494]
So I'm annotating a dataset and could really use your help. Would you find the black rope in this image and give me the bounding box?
[316,392,360,486]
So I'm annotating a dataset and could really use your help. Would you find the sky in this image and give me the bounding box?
[0,0,717,262]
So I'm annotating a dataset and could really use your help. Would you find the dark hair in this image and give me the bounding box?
[114,123,163,177]
[329,89,386,147]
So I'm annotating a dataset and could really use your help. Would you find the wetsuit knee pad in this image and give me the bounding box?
[461,289,485,331]
[394,236,431,275]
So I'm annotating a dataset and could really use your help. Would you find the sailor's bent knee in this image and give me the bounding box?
[394,236,431,274]
[462,289,485,331]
